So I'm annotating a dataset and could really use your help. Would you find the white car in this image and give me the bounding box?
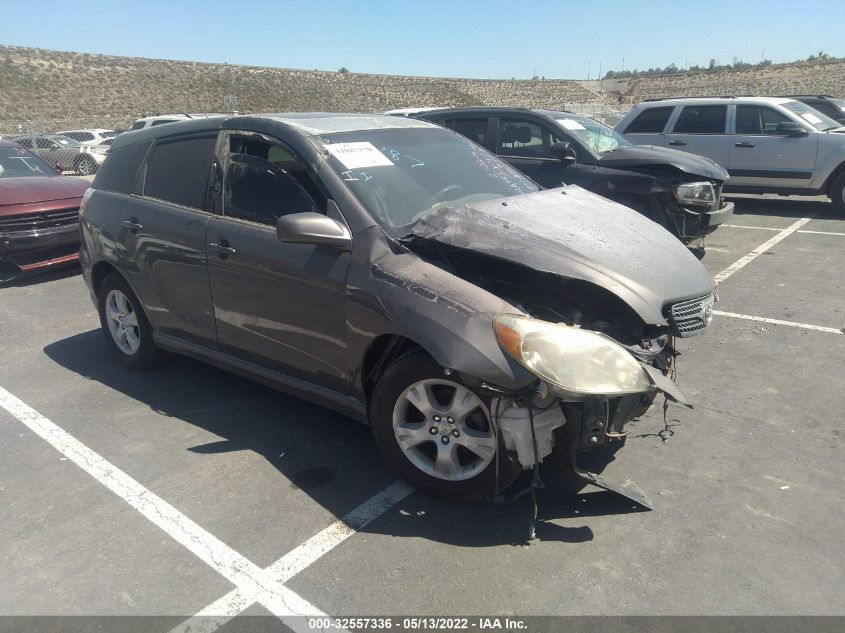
[616,97,845,213]
[129,113,224,131]
[54,128,115,146]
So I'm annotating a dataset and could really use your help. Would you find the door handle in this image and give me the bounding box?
[734,142,755,148]
[121,219,143,233]
[208,240,237,259]
[668,140,687,146]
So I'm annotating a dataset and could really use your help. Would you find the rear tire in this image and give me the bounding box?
[370,352,519,502]
[831,172,845,215]
[75,155,97,176]
[97,272,161,369]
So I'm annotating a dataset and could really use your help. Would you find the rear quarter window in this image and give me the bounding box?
[624,106,674,133]
[92,139,153,194]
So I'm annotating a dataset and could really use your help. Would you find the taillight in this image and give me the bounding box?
[79,188,94,216]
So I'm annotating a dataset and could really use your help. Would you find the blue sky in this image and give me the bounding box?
[1,0,844,79]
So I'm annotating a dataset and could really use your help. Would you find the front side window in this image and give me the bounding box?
[498,118,553,157]
[223,135,323,226]
[624,107,673,134]
[735,106,790,135]
[673,106,727,134]
[315,127,538,235]
[144,135,216,209]
[130,121,146,131]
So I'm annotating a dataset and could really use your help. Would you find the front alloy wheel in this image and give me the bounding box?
[393,378,497,481]
[371,352,519,502]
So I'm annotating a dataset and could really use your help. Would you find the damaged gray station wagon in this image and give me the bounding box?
[80,114,715,505]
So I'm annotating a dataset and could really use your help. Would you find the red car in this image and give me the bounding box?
[0,140,90,282]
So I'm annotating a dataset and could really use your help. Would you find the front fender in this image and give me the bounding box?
[346,228,537,394]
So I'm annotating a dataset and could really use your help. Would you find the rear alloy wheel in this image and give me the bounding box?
[75,155,97,176]
[831,172,845,215]
[370,352,519,502]
[97,273,160,368]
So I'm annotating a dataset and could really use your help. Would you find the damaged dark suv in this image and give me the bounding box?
[80,114,715,505]
[414,107,734,253]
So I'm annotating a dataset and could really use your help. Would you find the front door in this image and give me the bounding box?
[206,131,350,392]
[495,117,570,188]
[728,105,818,190]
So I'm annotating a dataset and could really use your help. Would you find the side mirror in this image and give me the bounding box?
[550,140,576,164]
[276,212,351,249]
[54,163,64,174]
[776,121,809,137]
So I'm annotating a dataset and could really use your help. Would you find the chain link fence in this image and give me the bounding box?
[1,115,143,176]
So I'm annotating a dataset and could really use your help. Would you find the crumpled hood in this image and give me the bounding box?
[599,144,728,181]
[407,186,715,326]
[0,176,89,208]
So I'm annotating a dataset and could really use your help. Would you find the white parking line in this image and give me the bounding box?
[0,385,328,630]
[714,310,843,334]
[170,481,414,633]
[721,224,845,237]
[713,215,816,284]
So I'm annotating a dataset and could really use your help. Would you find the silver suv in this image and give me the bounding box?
[616,97,845,213]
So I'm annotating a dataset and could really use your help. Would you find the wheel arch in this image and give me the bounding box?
[822,160,845,194]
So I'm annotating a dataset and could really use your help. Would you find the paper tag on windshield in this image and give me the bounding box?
[559,119,586,130]
[325,142,393,169]
[801,112,823,125]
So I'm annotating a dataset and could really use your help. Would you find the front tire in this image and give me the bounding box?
[370,352,519,502]
[97,272,160,369]
[831,172,845,215]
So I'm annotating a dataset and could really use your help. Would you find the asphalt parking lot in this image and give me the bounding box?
[1,194,843,629]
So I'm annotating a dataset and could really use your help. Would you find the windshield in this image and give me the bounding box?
[316,127,539,234]
[0,145,56,178]
[782,101,841,131]
[552,115,631,155]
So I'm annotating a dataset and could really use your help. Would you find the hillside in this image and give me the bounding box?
[615,61,845,102]
[0,46,605,132]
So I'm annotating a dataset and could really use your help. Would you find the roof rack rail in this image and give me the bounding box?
[643,95,737,102]
[779,94,837,99]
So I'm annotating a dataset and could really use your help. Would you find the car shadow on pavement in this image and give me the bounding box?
[44,329,642,547]
[727,196,836,219]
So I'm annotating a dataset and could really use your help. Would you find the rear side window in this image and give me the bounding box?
[452,118,488,145]
[624,107,673,133]
[673,106,727,134]
[93,139,153,194]
[151,119,179,126]
[130,121,146,130]
[144,135,216,209]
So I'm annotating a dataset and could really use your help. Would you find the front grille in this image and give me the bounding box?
[0,209,79,234]
[668,293,715,337]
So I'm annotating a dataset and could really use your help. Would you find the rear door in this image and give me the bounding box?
[206,130,350,392]
[664,104,731,166]
[117,132,218,346]
[619,106,674,146]
[728,104,818,189]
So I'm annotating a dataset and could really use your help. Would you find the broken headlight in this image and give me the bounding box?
[494,314,652,398]
[674,181,715,206]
